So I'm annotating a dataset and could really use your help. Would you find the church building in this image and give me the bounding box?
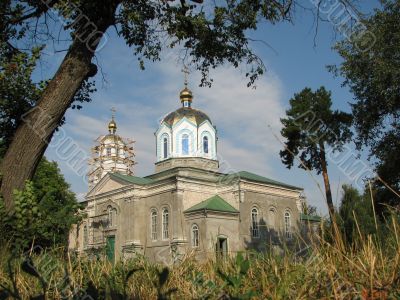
[69,77,305,264]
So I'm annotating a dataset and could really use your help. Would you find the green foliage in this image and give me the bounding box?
[31,158,83,248]
[302,202,319,217]
[88,260,144,299]
[338,185,379,245]
[216,253,259,299]
[280,86,353,173]
[1,229,400,299]
[117,1,293,86]
[279,86,353,217]
[190,271,219,299]
[331,0,400,212]
[0,158,82,251]
[3,1,296,89]
[0,181,41,250]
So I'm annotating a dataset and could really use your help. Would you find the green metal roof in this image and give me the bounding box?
[185,195,239,213]
[300,213,321,222]
[233,171,302,190]
[110,173,155,185]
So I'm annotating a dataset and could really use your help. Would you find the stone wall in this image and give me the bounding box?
[69,168,304,264]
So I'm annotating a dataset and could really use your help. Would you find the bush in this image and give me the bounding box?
[0,158,83,252]
[0,215,399,299]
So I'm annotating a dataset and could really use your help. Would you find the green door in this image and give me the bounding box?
[106,236,115,263]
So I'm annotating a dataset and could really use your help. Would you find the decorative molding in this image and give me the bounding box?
[240,181,301,199]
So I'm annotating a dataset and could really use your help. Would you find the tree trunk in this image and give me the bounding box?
[319,141,335,220]
[0,2,118,212]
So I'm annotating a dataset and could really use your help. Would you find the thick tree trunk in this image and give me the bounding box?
[0,2,118,212]
[319,141,335,220]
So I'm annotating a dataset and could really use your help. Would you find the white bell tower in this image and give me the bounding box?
[87,108,136,189]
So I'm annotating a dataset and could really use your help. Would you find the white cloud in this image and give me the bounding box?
[195,67,285,172]
[66,114,106,141]
[218,138,273,175]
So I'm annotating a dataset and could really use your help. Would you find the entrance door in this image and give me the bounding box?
[216,237,228,259]
[106,236,115,263]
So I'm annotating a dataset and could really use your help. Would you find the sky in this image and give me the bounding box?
[36,1,380,216]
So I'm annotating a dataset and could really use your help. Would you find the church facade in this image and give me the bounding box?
[68,82,305,264]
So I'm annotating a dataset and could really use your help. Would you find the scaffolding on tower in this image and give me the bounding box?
[87,133,137,189]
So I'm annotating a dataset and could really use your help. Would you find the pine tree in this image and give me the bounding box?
[280,87,352,220]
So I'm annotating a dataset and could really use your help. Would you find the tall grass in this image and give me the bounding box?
[1,215,399,299]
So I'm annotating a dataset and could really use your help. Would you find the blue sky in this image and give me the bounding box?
[38,1,380,215]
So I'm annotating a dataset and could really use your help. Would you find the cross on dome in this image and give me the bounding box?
[180,65,193,107]
[182,65,189,88]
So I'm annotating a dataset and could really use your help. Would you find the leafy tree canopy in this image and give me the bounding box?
[331,0,400,211]
[338,184,379,245]
[280,86,353,218]
[1,0,295,87]
[301,202,319,217]
[280,86,353,173]
[0,157,83,250]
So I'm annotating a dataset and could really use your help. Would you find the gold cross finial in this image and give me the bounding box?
[182,65,189,88]
[110,107,116,119]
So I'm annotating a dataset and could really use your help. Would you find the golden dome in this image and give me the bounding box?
[100,133,123,143]
[180,87,193,103]
[108,119,117,133]
[162,107,212,127]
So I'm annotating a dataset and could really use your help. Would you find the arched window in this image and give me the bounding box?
[268,208,276,230]
[203,136,209,154]
[182,134,189,155]
[151,210,158,240]
[106,147,112,156]
[251,208,260,238]
[83,225,88,246]
[162,208,169,239]
[191,224,199,247]
[163,137,168,159]
[284,211,292,239]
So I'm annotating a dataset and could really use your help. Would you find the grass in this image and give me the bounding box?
[1,216,400,299]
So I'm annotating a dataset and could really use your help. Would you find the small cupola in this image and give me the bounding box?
[180,87,193,107]
[108,107,117,134]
